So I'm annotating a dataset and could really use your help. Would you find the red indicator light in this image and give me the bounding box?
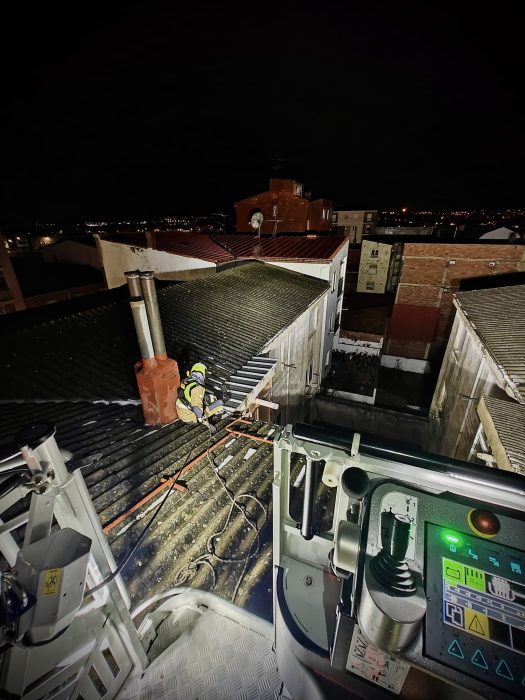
[468,509,500,538]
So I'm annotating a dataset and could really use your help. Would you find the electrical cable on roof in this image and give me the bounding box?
[84,436,200,599]
[203,423,268,603]
[161,420,268,602]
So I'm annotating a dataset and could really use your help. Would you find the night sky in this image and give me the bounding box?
[1,2,522,225]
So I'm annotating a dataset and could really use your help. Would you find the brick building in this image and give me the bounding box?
[386,242,525,365]
[235,178,333,235]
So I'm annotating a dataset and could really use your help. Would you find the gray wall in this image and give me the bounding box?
[311,395,428,447]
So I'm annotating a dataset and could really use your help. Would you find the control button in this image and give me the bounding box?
[447,639,464,660]
[468,509,500,538]
[471,648,488,670]
[495,659,513,681]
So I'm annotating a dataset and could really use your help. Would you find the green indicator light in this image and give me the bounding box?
[441,529,463,547]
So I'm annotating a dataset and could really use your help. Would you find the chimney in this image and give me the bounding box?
[125,271,180,426]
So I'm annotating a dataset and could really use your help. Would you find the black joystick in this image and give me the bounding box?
[370,511,416,596]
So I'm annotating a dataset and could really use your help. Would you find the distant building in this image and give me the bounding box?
[235,178,333,235]
[356,239,402,294]
[375,226,433,237]
[0,233,103,314]
[428,285,525,469]
[332,210,378,243]
[479,226,517,241]
[40,238,102,270]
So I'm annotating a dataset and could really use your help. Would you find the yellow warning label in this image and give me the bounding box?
[465,609,489,639]
[42,568,61,596]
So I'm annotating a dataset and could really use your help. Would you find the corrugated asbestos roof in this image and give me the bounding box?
[455,284,525,402]
[482,396,525,474]
[213,234,347,262]
[0,261,325,616]
[0,402,277,614]
[0,262,329,402]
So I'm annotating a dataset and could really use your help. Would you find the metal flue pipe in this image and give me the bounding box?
[139,271,167,358]
[125,271,154,361]
[300,457,320,540]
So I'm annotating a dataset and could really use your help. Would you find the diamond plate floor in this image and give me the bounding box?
[121,605,291,700]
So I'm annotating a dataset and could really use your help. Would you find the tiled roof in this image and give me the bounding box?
[0,262,329,402]
[455,284,525,402]
[154,232,235,264]
[0,402,276,613]
[482,397,525,474]
[104,231,235,264]
[213,234,347,262]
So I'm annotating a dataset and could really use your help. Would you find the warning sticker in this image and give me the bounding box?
[42,568,61,596]
[347,625,410,694]
[465,609,489,639]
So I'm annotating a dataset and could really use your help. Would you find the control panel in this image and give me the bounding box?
[426,523,525,695]
[273,423,525,700]
[364,482,525,698]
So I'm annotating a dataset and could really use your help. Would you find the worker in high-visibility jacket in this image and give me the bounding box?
[176,362,224,433]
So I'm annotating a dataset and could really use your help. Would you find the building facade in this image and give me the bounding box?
[332,210,378,243]
[356,239,401,294]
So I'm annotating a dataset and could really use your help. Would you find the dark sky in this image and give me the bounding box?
[1,2,523,224]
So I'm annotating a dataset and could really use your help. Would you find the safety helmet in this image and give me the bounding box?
[190,362,207,377]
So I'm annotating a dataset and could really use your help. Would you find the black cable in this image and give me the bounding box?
[0,471,27,501]
[84,434,201,599]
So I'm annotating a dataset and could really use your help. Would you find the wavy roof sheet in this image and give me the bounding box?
[213,234,347,262]
[482,396,525,474]
[455,284,525,402]
[0,262,328,402]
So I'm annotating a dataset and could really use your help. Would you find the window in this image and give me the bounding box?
[371,249,379,257]
[368,263,378,275]
[365,213,373,222]
[366,281,375,291]
[325,350,331,368]
[331,271,337,292]
[329,311,335,332]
